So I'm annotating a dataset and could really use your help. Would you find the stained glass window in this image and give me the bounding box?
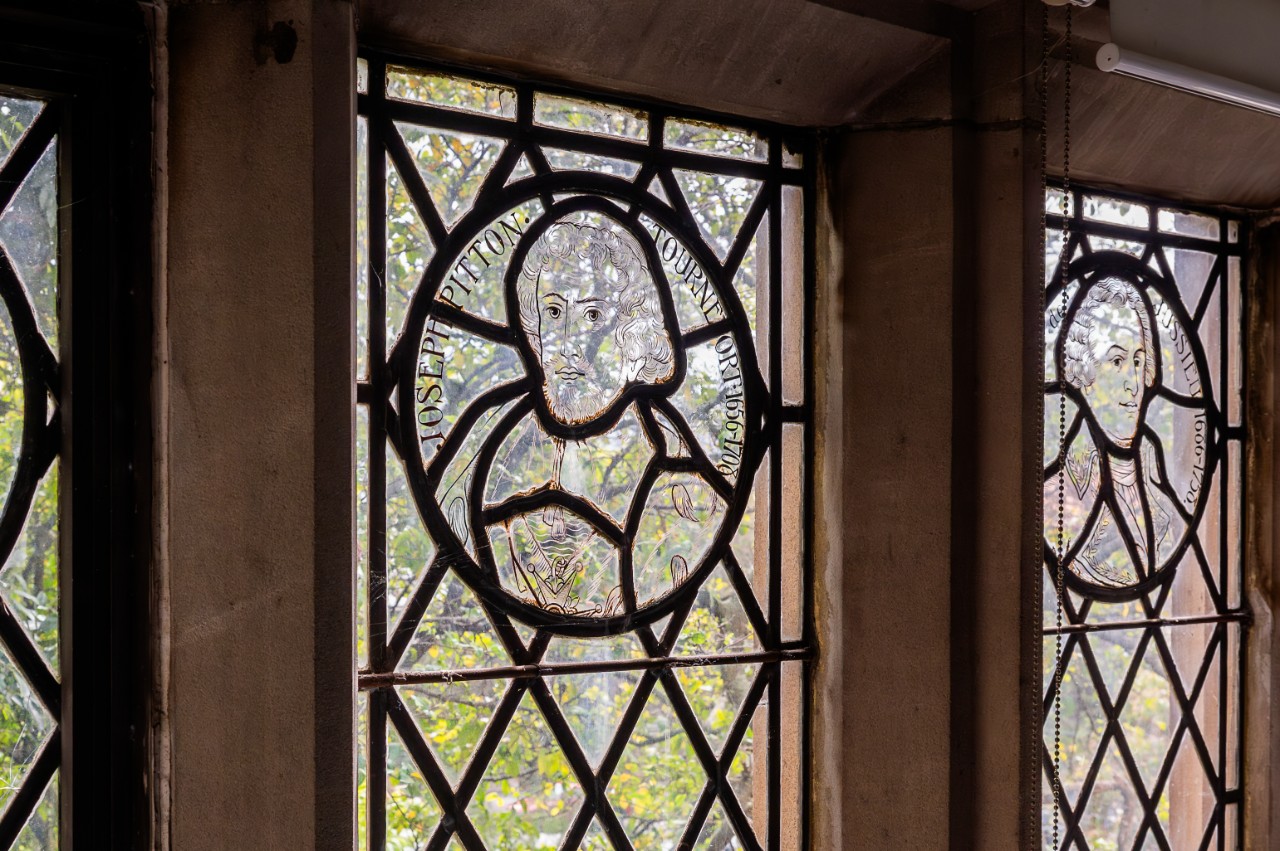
[0,93,62,848]
[1042,186,1247,849]
[356,54,814,850]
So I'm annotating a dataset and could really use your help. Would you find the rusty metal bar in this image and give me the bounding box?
[358,647,812,688]
[1043,610,1250,636]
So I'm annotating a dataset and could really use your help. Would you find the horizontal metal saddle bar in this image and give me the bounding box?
[359,645,813,688]
[1043,610,1250,636]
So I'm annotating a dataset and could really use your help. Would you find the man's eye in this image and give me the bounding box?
[545,305,561,319]
[584,308,601,323]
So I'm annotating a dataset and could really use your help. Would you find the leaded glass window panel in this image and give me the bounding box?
[0,93,61,849]
[1042,186,1246,850]
[357,53,814,850]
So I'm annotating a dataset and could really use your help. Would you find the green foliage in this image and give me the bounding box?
[360,571,761,849]
[0,99,41,169]
[0,94,59,849]
[10,769,55,850]
[1043,627,1193,849]
[534,94,646,141]
[388,69,516,120]
[664,121,766,163]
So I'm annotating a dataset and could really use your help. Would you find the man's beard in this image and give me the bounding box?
[544,375,613,423]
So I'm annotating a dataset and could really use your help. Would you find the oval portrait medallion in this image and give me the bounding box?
[1044,250,1215,600]
[398,178,764,634]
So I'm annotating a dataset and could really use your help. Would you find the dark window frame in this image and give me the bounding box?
[0,5,153,849]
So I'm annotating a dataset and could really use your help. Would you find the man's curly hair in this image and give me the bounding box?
[1062,276,1156,391]
[517,215,674,384]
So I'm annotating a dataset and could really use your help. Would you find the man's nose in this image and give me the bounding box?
[1124,360,1139,396]
[557,322,578,357]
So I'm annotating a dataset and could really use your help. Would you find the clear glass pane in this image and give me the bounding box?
[387,721,443,850]
[781,141,803,169]
[0,97,43,172]
[675,662,758,756]
[1045,187,1074,218]
[401,679,509,786]
[543,149,640,178]
[356,116,369,380]
[743,448,769,618]
[0,298,23,532]
[1160,659,1216,848]
[728,702,764,844]
[1225,622,1241,789]
[533,93,647,141]
[1228,257,1241,428]
[0,466,59,676]
[580,820,610,850]
[465,690,583,849]
[1083,194,1150,229]
[781,185,804,405]
[385,150,434,350]
[1158,208,1220,241]
[1227,441,1242,610]
[1076,740,1141,849]
[549,669,642,768]
[356,694,368,845]
[0,644,53,815]
[12,767,57,850]
[664,119,767,162]
[393,124,506,230]
[1044,228,1065,287]
[672,170,762,261]
[387,67,517,119]
[401,569,512,673]
[385,444,434,634]
[697,800,737,849]
[674,563,760,656]
[780,662,803,851]
[781,425,804,642]
[733,216,768,344]
[1164,247,1216,322]
[1086,233,1145,256]
[609,685,703,846]
[0,137,58,348]
[356,407,368,669]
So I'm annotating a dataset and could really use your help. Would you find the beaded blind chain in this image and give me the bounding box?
[1041,3,1075,849]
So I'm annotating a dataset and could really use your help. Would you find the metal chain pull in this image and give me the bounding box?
[1043,2,1074,849]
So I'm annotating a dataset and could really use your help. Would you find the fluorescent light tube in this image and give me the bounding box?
[1097,42,1280,117]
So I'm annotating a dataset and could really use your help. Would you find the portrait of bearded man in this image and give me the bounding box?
[434,211,726,618]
